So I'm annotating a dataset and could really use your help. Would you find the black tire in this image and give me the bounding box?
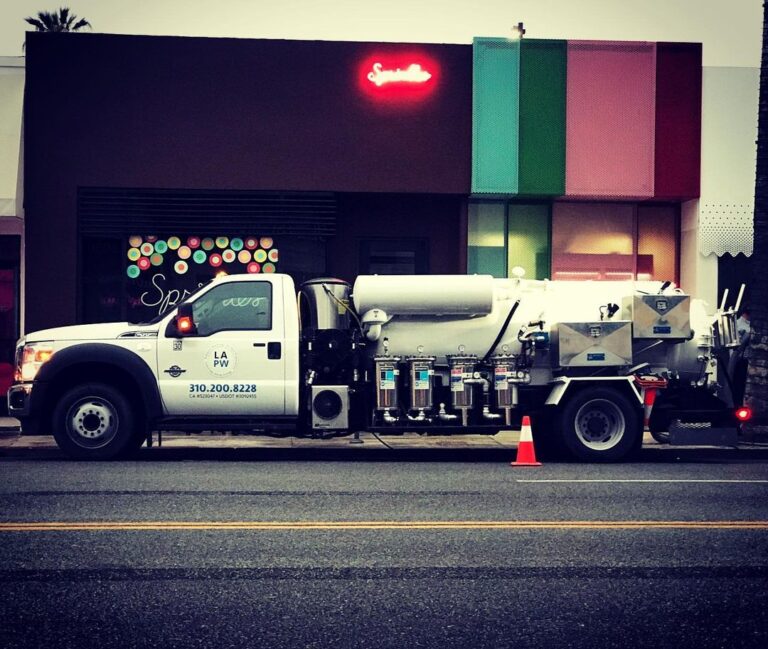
[557,387,642,462]
[52,383,139,460]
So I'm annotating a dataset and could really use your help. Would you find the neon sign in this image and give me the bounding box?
[367,62,432,87]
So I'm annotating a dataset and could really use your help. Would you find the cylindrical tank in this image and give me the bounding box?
[374,356,401,411]
[491,355,517,409]
[407,356,435,411]
[448,355,477,410]
[299,278,351,331]
[353,275,495,316]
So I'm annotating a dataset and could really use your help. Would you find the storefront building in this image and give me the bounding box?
[21,31,746,333]
[0,56,24,399]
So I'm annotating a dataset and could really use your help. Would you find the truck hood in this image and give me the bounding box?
[24,322,160,343]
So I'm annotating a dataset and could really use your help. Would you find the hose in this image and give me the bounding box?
[322,283,364,336]
[482,299,520,363]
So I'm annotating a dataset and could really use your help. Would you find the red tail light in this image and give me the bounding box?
[735,407,752,422]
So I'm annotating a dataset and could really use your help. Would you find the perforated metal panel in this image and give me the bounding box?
[699,202,754,256]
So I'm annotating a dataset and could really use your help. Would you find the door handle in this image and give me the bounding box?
[267,342,282,359]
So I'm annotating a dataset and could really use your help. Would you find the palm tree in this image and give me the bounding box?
[745,1,768,437]
[24,7,91,32]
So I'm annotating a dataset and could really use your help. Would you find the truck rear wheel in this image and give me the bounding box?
[558,387,642,462]
[52,383,139,460]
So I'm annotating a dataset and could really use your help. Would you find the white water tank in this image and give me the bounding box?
[353,275,495,316]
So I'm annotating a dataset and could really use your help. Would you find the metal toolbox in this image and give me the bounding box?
[552,321,633,368]
[622,294,691,339]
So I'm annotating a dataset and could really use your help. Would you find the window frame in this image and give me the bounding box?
[186,281,274,337]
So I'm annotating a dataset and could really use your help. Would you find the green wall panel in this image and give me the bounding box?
[472,38,520,194]
[519,39,567,196]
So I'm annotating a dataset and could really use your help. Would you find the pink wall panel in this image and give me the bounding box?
[565,41,656,198]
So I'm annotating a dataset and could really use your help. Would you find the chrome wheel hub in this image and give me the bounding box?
[66,397,119,448]
[574,399,625,451]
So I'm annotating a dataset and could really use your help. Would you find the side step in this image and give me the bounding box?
[668,421,738,446]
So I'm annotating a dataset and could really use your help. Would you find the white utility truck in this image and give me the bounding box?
[7,273,748,461]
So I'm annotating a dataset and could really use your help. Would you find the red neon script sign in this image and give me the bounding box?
[367,62,432,87]
[358,53,439,105]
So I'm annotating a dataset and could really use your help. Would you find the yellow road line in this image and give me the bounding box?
[0,521,767,531]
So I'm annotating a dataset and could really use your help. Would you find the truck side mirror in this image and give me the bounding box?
[173,303,197,337]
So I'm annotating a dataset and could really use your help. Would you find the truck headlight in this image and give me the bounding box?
[16,343,54,382]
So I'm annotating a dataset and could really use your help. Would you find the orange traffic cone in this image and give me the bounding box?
[511,415,542,467]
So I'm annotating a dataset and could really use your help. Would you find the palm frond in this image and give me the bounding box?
[23,7,92,32]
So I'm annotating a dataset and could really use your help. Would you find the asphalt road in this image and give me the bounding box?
[1,447,767,649]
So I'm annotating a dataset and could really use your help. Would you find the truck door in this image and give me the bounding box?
[156,277,286,416]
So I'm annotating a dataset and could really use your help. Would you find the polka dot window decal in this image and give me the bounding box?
[125,234,277,283]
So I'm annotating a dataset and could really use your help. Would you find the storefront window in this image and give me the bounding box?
[552,203,635,280]
[81,234,324,324]
[551,202,678,282]
[507,204,550,280]
[637,205,678,282]
[468,202,505,277]
[468,201,550,279]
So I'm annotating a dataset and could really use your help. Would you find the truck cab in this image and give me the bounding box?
[8,274,300,458]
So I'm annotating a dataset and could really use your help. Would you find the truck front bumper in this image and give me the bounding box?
[7,383,45,434]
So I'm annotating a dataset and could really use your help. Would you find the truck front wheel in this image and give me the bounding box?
[52,383,139,460]
[558,387,642,462]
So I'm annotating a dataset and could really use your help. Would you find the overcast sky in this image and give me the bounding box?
[0,0,761,67]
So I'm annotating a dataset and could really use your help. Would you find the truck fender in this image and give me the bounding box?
[545,376,642,406]
[36,343,163,420]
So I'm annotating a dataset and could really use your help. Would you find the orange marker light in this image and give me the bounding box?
[177,316,193,333]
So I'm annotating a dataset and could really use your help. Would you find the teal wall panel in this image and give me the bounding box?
[472,38,520,194]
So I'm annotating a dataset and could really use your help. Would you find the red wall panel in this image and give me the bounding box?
[654,42,702,200]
